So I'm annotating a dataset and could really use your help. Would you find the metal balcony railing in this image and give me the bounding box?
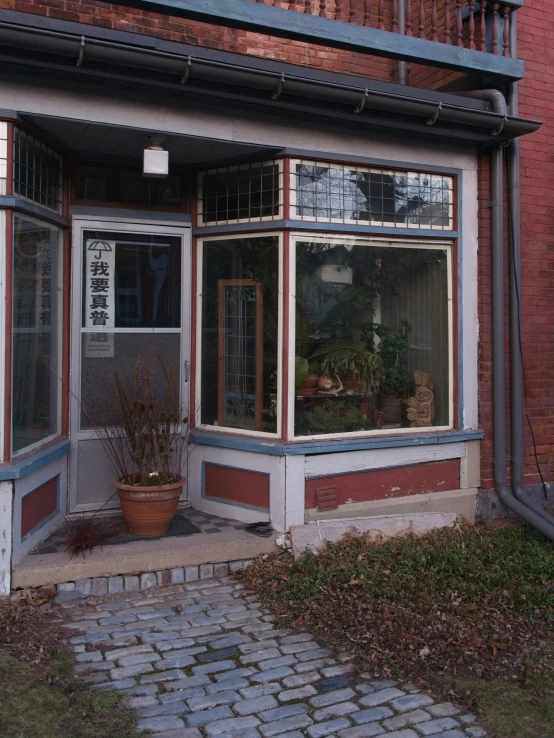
[252,0,519,57]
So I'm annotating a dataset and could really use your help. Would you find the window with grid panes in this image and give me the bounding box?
[290,160,453,230]
[198,161,282,225]
[13,128,63,214]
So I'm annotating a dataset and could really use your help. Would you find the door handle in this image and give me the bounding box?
[184,359,190,383]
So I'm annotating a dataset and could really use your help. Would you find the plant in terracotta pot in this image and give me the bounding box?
[374,319,415,425]
[309,340,384,396]
[95,355,189,537]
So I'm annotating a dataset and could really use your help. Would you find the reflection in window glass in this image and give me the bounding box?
[294,238,451,437]
[81,232,181,328]
[200,236,279,433]
[292,160,453,229]
[199,162,281,224]
[75,165,182,207]
[12,215,61,454]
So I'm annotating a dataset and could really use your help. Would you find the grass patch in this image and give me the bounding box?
[0,595,139,738]
[239,523,554,738]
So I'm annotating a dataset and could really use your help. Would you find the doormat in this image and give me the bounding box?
[32,512,201,555]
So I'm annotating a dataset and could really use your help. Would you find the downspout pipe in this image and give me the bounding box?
[506,17,554,523]
[490,145,554,540]
[462,85,554,529]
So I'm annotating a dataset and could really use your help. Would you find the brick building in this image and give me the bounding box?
[0,0,553,593]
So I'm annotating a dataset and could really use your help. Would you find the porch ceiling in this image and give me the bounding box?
[20,114,281,169]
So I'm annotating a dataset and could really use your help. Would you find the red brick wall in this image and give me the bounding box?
[0,0,396,81]
[477,0,554,490]
[513,0,554,488]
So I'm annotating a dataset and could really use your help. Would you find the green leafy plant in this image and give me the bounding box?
[305,399,372,434]
[309,340,384,394]
[374,319,415,398]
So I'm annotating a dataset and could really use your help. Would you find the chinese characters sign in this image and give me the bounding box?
[85,240,115,358]
[85,240,115,328]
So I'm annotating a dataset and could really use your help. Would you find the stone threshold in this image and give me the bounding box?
[12,528,278,592]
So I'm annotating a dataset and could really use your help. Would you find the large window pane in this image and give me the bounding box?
[12,215,62,454]
[81,232,181,329]
[200,236,279,433]
[294,238,451,437]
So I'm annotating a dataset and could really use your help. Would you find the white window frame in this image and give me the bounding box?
[195,231,283,438]
[288,232,454,442]
[197,160,284,227]
[11,213,64,457]
[289,159,454,231]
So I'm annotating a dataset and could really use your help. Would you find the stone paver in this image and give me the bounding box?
[55,575,487,737]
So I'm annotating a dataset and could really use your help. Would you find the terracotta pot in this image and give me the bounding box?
[299,387,318,396]
[301,374,319,389]
[379,397,404,425]
[115,477,185,536]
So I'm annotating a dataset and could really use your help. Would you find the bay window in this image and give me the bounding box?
[196,157,455,441]
[12,214,63,454]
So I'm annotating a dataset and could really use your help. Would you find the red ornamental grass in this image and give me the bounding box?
[59,518,126,559]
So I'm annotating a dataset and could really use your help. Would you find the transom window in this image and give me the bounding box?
[290,159,453,229]
[13,128,63,214]
[197,161,282,225]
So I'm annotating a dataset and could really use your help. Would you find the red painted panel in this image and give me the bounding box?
[204,463,270,511]
[21,477,58,537]
[305,460,460,509]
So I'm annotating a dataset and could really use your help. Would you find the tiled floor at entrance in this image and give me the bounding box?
[33,509,248,555]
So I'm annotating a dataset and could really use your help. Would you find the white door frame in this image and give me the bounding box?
[69,216,191,514]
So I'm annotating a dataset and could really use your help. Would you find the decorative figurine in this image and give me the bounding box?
[406,370,435,427]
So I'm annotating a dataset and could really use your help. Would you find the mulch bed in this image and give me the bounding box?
[238,524,554,704]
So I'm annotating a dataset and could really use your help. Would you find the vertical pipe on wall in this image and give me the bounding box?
[491,141,554,538]
[506,16,553,521]
[397,0,408,85]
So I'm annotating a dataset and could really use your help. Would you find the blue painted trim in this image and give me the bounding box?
[0,439,70,480]
[284,152,465,177]
[201,460,270,513]
[21,474,61,542]
[194,221,458,239]
[191,429,483,456]
[0,197,70,227]
[135,0,523,79]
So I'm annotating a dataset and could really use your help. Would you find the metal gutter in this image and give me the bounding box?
[0,18,542,144]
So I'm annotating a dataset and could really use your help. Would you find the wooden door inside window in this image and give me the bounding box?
[218,279,263,431]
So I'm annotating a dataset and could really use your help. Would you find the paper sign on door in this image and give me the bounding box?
[85,239,116,357]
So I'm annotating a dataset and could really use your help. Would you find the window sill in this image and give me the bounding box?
[0,438,70,480]
[190,428,483,456]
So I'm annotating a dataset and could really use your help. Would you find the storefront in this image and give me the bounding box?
[0,12,541,587]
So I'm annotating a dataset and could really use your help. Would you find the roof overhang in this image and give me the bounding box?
[0,11,543,147]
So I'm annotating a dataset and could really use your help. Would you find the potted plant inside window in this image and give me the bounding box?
[95,355,188,536]
[373,320,415,425]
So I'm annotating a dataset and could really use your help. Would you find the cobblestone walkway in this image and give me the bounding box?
[56,575,487,738]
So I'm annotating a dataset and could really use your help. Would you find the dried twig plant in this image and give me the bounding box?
[95,353,189,487]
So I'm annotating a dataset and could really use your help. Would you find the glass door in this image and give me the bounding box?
[69,219,190,513]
